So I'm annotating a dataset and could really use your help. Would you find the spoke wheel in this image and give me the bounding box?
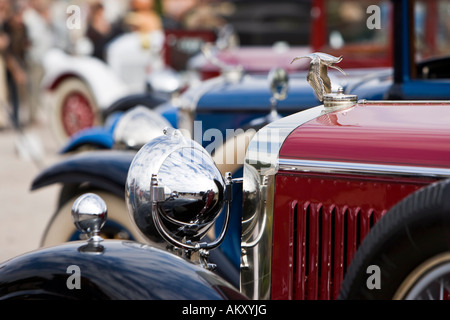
[61,91,95,137]
[50,78,100,146]
[40,189,146,247]
[394,253,450,300]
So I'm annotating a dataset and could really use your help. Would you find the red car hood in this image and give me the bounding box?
[279,101,450,169]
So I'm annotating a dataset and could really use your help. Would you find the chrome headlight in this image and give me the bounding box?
[113,106,172,150]
[146,68,183,94]
[125,128,226,247]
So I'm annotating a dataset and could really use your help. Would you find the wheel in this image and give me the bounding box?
[50,78,100,146]
[40,189,146,247]
[339,179,450,300]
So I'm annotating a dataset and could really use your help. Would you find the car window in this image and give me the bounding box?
[317,0,392,68]
[414,0,450,78]
[325,0,390,49]
[415,0,450,61]
[210,0,312,46]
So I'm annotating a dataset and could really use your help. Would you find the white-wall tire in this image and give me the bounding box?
[40,190,146,248]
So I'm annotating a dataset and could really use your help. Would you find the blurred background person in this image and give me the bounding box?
[23,0,55,125]
[106,0,166,93]
[86,1,123,61]
[123,0,163,34]
[1,0,29,129]
[0,0,9,129]
[161,0,199,29]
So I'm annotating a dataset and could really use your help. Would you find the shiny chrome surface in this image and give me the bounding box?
[176,76,228,137]
[291,52,346,102]
[323,87,357,109]
[267,68,288,121]
[358,99,450,105]
[71,193,107,245]
[146,68,183,94]
[268,68,289,102]
[200,42,244,81]
[242,104,343,299]
[278,159,450,179]
[150,171,232,270]
[126,128,225,248]
[113,106,171,150]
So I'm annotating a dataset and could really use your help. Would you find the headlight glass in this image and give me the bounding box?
[125,128,225,247]
[113,106,172,150]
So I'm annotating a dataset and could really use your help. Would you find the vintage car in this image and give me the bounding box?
[4,69,450,300]
[46,0,393,145]
[42,31,190,146]
[30,69,309,288]
[191,0,392,79]
[32,0,444,279]
[57,0,394,154]
[9,0,448,300]
[43,0,304,145]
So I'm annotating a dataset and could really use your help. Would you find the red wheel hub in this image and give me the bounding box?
[61,92,95,136]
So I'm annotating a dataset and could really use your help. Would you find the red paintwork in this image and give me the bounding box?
[61,92,95,136]
[195,46,312,79]
[271,101,450,299]
[279,102,450,168]
[271,173,435,300]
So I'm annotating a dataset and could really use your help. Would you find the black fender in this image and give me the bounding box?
[0,240,246,300]
[102,93,167,119]
[30,150,135,198]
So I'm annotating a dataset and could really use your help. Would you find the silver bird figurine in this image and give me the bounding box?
[291,52,346,102]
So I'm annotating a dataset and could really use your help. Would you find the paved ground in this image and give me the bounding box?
[0,110,62,263]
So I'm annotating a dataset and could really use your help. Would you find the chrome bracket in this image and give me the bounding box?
[150,172,234,268]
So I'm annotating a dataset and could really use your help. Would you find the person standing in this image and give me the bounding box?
[1,0,29,129]
[22,0,55,125]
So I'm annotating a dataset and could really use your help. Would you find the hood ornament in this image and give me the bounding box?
[72,193,107,254]
[291,52,347,102]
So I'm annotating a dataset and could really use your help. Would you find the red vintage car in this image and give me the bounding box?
[192,0,393,79]
[2,0,450,301]
[243,97,450,300]
[241,0,450,299]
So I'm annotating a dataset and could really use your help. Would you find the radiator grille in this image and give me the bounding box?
[271,173,430,300]
[291,201,382,300]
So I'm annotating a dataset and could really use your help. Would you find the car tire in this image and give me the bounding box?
[339,178,450,300]
[40,189,146,247]
[50,78,100,146]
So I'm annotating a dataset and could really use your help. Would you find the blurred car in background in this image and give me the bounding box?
[45,0,394,145]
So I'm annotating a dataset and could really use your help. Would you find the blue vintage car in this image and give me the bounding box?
[31,69,328,287]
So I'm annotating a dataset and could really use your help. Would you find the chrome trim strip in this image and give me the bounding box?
[278,159,450,179]
[241,104,354,299]
[358,99,450,105]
